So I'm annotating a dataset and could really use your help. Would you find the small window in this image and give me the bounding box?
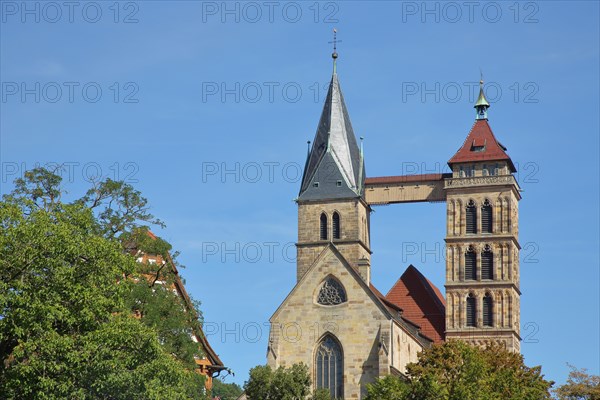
[466,294,476,327]
[481,245,493,280]
[313,182,319,188]
[483,293,493,327]
[459,166,465,178]
[482,164,489,176]
[466,200,477,234]
[482,199,493,234]
[336,180,342,187]
[332,212,341,239]
[465,246,476,281]
[317,277,347,305]
[320,213,328,240]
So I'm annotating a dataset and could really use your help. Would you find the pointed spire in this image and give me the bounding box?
[474,73,490,120]
[298,39,364,201]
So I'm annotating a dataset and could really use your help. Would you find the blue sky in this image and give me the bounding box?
[1,0,598,389]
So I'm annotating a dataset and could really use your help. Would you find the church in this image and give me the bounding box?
[266,45,522,399]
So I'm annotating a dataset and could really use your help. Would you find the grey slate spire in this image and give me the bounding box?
[298,70,365,201]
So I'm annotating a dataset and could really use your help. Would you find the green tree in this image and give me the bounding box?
[0,168,207,399]
[365,340,553,400]
[554,364,600,400]
[244,364,311,400]
[212,377,243,399]
[311,388,334,400]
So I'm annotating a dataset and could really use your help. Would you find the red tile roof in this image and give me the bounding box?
[385,265,446,344]
[365,173,450,185]
[448,119,515,171]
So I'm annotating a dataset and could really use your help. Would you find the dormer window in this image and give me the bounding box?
[470,138,486,152]
[313,182,319,188]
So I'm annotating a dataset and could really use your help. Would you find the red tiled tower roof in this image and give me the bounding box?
[448,119,515,172]
[385,265,446,344]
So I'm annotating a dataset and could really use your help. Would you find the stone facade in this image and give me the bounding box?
[444,161,522,352]
[268,245,423,399]
[297,198,371,282]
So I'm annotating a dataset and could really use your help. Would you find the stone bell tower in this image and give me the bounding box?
[444,79,522,352]
[295,46,371,285]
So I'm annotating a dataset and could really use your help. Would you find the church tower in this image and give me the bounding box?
[296,47,371,284]
[444,80,522,352]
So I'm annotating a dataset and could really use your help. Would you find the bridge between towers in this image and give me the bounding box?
[364,173,452,205]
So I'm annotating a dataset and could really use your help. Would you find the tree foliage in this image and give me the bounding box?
[554,364,600,400]
[212,377,243,400]
[365,340,554,400]
[0,168,207,399]
[244,364,311,400]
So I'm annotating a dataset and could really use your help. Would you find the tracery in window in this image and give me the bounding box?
[317,277,347,305]
[315,335,343,398]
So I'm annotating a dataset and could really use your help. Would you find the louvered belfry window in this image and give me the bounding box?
[315,335,344,398]
[482,199,493,233]
[465,246,477,281]
[466,294,476,327]
[332,212,341,239]
[481,245,493,280]
[466,200,477,234]
[320,213,328,240]
[483,293,493,327]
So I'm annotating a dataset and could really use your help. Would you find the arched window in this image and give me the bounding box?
[320,213,328,240]
[482,199,493,233]
[465,246,477,281]
[483,293,493,327]
[315,335,343,398]
[317,277,347,305]
[332,212,341,240]
[481,245,493,280]
[466,294,476,327]
[466,200,477,234]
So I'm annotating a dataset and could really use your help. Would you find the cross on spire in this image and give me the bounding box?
[329,28,341,73]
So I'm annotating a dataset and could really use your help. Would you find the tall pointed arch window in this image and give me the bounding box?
[465,246,477,281]
[315,335,344,398]
[466,293,476,327]
[317,277,347,306]
[320,213,328,240]
[483,293,493,327]
[481,245,493,280]
[332,212,341,240]
[482,199,493,233]
[466,200,477,234]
